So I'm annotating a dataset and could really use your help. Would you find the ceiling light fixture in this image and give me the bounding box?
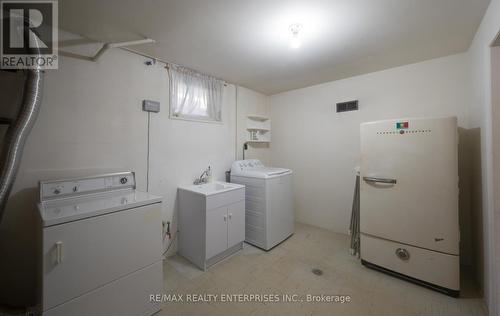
[289,23,302,49]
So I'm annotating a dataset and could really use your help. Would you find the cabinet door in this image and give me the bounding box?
[360,118,459,254]
[206,207,228,259]
[42,204,162,310]
[227,201,245,248]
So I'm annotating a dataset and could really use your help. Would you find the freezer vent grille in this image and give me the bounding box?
[377,129,432,135]
[336,100,358,113]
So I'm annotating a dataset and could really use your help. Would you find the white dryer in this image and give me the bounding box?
[231,159,294,250]
[37,172,163,316]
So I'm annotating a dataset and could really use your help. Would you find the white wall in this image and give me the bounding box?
[148,80,237,257]
[269,53,470,236]
[0,43,240,306]
[467,0,500,313]
[0,47,147,306]
[492,45,500,316]
[236,86,270,164]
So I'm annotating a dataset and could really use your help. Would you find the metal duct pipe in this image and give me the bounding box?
[0,18,44,225]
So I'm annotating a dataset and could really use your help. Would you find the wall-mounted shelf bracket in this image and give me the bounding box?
[60,38,156,62]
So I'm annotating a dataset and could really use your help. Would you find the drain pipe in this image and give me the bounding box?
[0,19,44,225]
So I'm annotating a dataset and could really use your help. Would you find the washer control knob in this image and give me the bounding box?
[120,177,128,185]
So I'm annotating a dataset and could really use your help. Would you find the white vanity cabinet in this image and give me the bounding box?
[206,201,245,259]
[178,182,245,270]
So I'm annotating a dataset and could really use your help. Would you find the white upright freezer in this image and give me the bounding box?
[360,116,460,297]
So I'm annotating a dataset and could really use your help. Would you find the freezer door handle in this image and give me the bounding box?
[362,176,397,184]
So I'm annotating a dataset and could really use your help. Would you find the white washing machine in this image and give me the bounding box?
[231,159,294,250]
[37,172,163,316]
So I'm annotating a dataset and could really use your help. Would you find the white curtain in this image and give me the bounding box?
[168,65,224,121]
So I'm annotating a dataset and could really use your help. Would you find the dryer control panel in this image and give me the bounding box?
[39,172,136,201]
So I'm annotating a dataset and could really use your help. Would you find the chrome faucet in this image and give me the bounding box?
[194,167,211,185]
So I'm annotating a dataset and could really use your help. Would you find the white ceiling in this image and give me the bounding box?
[59,0,490,95]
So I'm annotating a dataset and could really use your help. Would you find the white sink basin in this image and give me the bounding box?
[179,181,244,196]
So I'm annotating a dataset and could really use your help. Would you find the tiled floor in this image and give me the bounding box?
[159,223,486,316]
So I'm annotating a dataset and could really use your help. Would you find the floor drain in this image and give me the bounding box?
[312,268,323,276]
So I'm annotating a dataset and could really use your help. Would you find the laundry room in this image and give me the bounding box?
[0,1,499,315]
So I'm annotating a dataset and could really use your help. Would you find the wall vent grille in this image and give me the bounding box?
[336,100,358,113]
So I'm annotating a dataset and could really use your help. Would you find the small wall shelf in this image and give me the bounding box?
[247,115,269,121]
[246,140,270,144]
[246,115,271,143]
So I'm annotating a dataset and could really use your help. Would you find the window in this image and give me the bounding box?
[168,65,224,122]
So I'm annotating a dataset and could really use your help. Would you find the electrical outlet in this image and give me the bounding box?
[162,220,172,239]
[166,221,171,239]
